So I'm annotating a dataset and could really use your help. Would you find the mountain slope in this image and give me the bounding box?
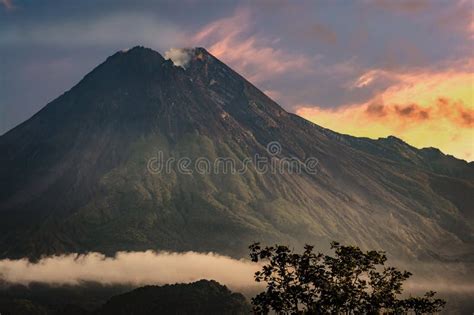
[0,47,472,262]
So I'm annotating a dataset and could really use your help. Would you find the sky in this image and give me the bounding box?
[0,0,473,160]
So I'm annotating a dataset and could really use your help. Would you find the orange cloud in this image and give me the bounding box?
[296,66,474,161]
[191,8,313,84]
[436,97,474,128]
[394,103,430,121]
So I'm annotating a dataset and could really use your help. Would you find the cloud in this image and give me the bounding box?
[352,70,378,88]
[0,251,261,291]
[1,0,15,10]
[191,8,313,84]
[164,48,194,69]
[186,7,374,110]
[365,102,387,117]
[436,97,474,128]
[296,66,474,161]
[0,251,472,299]
[370,0,430,13]
[394,104,430,121]
[348,69,402,91]
[435,0,473,38]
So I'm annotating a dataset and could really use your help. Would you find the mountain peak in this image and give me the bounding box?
[163,47,213,69]
[107,46,215,70]
[100,46,218,74]
[111,45,164,61]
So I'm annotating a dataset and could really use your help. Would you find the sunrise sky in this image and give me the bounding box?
[1,0,472,160]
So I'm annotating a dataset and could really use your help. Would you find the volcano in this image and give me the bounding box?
[0,47,472,262]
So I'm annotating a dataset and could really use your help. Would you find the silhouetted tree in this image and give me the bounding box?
[250,242,445,314]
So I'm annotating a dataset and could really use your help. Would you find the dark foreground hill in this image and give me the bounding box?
[0,46,472,262]
[97,280,251,315]
[0,279,472,314]
[0,280,251,315]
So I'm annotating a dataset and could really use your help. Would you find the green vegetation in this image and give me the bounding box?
[250,242,445,314]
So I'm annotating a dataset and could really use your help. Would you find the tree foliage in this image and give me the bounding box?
[250,242,445,314]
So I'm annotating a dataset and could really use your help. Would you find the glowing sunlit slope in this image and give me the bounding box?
[297,69,474,161]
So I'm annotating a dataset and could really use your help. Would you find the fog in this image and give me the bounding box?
[0,250,261,291]
[0,250,473,298]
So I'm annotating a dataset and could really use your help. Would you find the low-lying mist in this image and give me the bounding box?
[0,250,473,297]
[0,251,261,291]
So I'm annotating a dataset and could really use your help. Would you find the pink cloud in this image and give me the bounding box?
[371,0,430,13]
[435,0,473,40]
[1,0,15,10]
[191,8,313,84]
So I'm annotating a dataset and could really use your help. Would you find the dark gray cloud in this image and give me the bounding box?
[1,0,471,134]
